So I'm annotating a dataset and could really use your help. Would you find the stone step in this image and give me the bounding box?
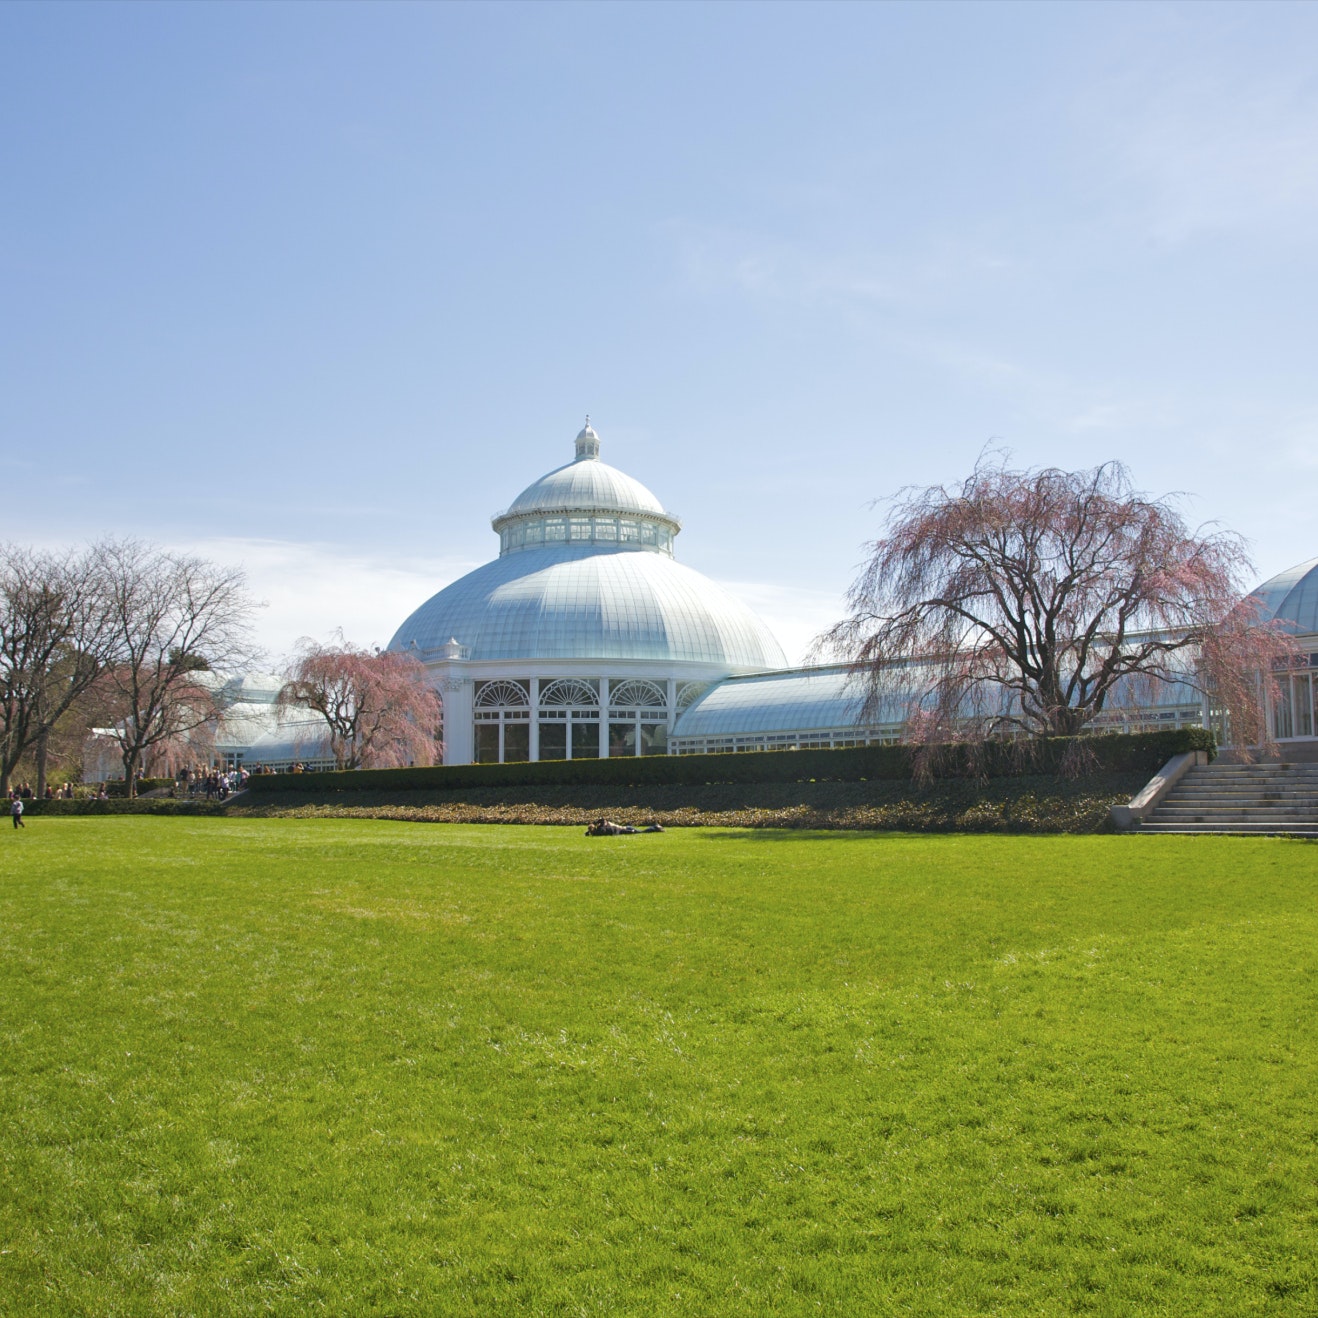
[1140,824,1318,835]
[1167,793,1318,801]
[1155,797,1318,807]
[1126,758,1318,834]
[1173,784,1318,790]
[1151,813,1318,823]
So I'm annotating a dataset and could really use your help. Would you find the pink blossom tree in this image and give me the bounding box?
[821,455,1297,748]
[277,636,442,770]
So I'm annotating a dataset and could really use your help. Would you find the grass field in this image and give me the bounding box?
[1,819,1314,1316]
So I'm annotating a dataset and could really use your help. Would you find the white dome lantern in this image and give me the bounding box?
[491,421,681,557]
[574,416,600,461]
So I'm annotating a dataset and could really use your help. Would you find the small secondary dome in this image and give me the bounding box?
[1248,556,1318,635]
[498,422,671,523]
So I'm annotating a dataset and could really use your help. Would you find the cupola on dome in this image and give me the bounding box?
[491,418,680,556]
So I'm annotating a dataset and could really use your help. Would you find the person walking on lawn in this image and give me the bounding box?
[11,797,24,829]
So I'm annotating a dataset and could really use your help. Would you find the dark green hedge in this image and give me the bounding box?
[24,798,226,817]
[243,728,1213,796]
[105,778,175,797]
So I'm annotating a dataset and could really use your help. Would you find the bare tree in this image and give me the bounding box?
[277,635,442,770]
[821,455,1297,747]
[98,541,257,796]
[0,543,118,796]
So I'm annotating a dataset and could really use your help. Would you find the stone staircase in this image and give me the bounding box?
[1141,761,1318,836]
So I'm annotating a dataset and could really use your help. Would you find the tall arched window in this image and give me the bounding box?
[538,679,600,760]
[474,680,530,763]
[607,679,670,757]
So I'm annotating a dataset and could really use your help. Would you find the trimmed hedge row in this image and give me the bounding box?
[23,798,226,817]
[105,778,175,797]
[243,727,1214,795]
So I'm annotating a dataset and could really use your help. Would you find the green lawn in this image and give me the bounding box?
[1,820,1314,1316]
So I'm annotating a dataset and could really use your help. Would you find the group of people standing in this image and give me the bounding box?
[7,782,74,801]
[177,766,249,800]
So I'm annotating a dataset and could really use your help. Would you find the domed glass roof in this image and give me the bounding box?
[1247,556,1318,635]
[389,544,786,667]
[389,421,786,669]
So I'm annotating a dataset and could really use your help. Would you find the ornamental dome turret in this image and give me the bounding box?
[492,419,681,556]
[575,418,600,460]
[1247,556,1318,635]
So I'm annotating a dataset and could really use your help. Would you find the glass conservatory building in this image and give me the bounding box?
[388,422,787,764]
[388,420,1318,763]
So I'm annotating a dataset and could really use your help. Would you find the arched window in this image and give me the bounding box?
[539,679,599,707]
[476,680,529,708]
[608,678,670,758]
[537,679,599,761]
[474,680,531,763]
[609,679,666,709]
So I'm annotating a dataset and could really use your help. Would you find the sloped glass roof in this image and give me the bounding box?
[675,660,1205,740]
[674,666,882,737]
[1248,557,1318,635]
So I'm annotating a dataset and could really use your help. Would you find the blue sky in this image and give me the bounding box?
[3,1,1316,662]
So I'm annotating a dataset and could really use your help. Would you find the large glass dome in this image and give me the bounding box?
[1248,557,1318,634]
[389,422,786,669]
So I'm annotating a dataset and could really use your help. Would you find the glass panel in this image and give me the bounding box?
[544,519,566,542]
[525,522,544,544]
[503,723,530,763]
[1295,675,1314,738]
[475,724,500,763]
[595,519,617,541]
[610,722,637,757]
[569,518,592,541]
[572,720,600,759]
[640,723,668,756]
[619,520,639,543]
[539,722,567,759]
[1275,680,1294,739]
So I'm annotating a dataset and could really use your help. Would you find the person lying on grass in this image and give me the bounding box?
[585,819,664,836]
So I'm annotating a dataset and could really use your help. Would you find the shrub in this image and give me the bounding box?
[104,778,176,797]
[24,798,225,817]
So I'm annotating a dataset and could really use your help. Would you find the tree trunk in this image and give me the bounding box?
[123,747,139,798]
[35,729,49,800]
